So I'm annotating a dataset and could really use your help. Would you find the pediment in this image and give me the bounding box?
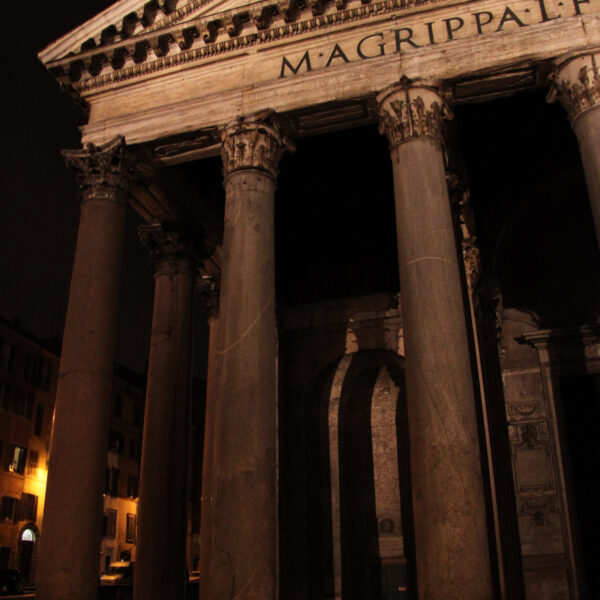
[39,0,256,64]
[41,0,441,94]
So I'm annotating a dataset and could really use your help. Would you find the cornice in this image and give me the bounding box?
[39,0,215,64]
[42,0,441,94]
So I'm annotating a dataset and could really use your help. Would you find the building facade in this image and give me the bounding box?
[0,319,145,585]
[0,320,56,586]
[35,0,600,599]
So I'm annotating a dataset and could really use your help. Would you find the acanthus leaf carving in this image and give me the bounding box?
[549,52,600,122]
[377,78,453,148]
[62,136,138,205]
[138,221,203,276]
[220,110,295,179]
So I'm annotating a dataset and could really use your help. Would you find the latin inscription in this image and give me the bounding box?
[279,0,592,77]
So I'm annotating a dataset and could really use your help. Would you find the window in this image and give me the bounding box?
[34,405,44,436]
[14,390,34,419]
[39,360,52,391]
[126,513,136,543]
[0,382,10,410]
[127,475,139,499]
[23,355,52,391]
[102,509,117,539]
[129,439,141,461]
[133,404,142,426]
[21,493,37,522]
[0,497,19,521]
[105,467,120,496]
[0,341,14,373]
[6,445,27,474]
[27,450,39,474]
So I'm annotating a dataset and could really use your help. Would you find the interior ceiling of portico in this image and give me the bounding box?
[148,87,600,325]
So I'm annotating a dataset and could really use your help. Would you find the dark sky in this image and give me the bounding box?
[1,1,156,373]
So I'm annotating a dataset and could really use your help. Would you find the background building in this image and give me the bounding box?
[0,318,146,584]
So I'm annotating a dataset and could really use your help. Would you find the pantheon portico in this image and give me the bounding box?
[36,0,600,599]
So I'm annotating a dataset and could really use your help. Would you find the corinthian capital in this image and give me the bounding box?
[548,52,600,122]
[138,221,201,276]
[62,136,138,205]
[377,78,453,148]
[220,110,295,179]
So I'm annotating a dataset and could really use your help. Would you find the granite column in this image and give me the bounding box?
[549,52,600,246]
[36,136,135,600]
[134,222,196,600]
[200,111,293,599]
[196,272,221,600]
[377,80,493,600]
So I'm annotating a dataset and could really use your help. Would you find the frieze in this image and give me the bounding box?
[42,0,599,96]
[514,421,550,449]
[506,402,542,419]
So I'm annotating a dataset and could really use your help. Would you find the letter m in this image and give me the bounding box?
[279,51,312,78]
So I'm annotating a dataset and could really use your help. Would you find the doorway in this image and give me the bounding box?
[18,525,38,584]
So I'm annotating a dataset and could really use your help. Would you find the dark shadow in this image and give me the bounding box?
[306,364,337,599]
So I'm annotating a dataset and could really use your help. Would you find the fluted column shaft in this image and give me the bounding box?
[37,137,134,600]
[200,112,293,599]
[550,52,600,245]
[378,81,493,600]
[134,223,196,600]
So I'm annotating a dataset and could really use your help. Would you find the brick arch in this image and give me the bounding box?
[305,350,416,599]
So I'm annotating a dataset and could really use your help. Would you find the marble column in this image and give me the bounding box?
[200,111,293,599]
[377,80,493,600]
[134,222,197,600]
[36,136,135,600]
[549,52,600,246]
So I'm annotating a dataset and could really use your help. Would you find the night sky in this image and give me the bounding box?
[2,1,155,373]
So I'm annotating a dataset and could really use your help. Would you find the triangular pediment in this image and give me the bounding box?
[39,0,253,64]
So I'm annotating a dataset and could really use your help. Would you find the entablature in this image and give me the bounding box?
[39,0,600,149]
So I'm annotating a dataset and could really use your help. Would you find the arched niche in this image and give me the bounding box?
[305,349,416,599]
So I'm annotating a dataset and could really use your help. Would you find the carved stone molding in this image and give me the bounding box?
[196,271,221,320]
[62,136,138,204]
[377,78,453,148]
[548,52,600,122]
[138,221,200,276]
[220,110,295,179]
[448,171,481,290]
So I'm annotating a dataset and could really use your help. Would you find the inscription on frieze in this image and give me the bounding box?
[279,0,595,77]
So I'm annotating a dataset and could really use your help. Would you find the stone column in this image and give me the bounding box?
[195,272,221,599]
[36,137,135,600]
[549,52,600,246]
[134,222,197,600]
[199,111,293,599]
[377,80,493,600]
